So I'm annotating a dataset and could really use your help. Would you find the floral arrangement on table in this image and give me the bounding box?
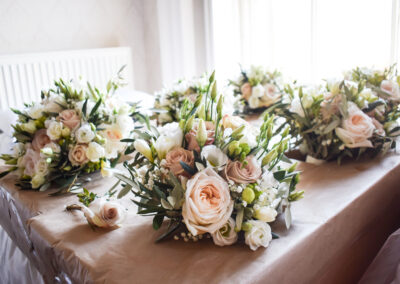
[271,66,400,163]
[0,69,139,194]
[152,74,211,125]
[109,73,303,251]
[229,65,283,115]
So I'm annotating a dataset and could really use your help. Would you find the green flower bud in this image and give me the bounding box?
[197,104,206,120]
[211,81,217,101]
[241,222,252,232]
[193,94,203,108]
[196,119,207,147]
[217,95,224,119]
[89,123,96,132]
[228,141,240,156]
[242,187,255,204]
[231,125,245,139]
[63,165,72,171]
[267,124,273,140]
[240,143,251,155]
[185,115,195,132]
[287,162,298,173]
[179,119,186,130]
[262,149,277,166]
[209,70,215,83]
[61,127,71,138]
[282,126,290,138]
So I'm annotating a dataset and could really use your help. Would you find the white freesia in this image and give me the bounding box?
[46,121,63,140]
[201,145,228,169]
[211,218,238,246]
[28,104,44,119]
[254,206,277,222]
[245,220,273,251]
[154,122,183,159]
[134,139,153,162]
[75,124,95,143]
[86,142,105,162]
[80,198,126,228]
[289,96,305,117]
[335,102,375,148]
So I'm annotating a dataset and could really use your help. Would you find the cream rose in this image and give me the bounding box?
[335,102,375,148]
[260,83,281,107]
[245,220,273,251]
[69,144,89,166]
[86,142,105,162]
[75,124,95,143]
[59,109,81,130]
[254,206,277,222]
[28,104,44,119]
[241,82,252,101]
[185,121,215,152]
[211,217,238,246]
[32,129,51,151]
[182,167,233,235]
[381,80,400,101]
[224,156,262,184]
[154,122,183,159]
[222,114,247,130]
[165,147,195,177]
[21,148,41,176]
[47,120,63,140]
[81,198,126,228]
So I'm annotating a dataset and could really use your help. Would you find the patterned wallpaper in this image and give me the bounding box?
[0,0,158,92]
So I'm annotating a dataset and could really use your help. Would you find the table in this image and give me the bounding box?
[1,152,400,283]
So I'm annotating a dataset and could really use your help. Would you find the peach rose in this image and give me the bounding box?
[224,155,262,184]
[165,147,195,177]
[241,82,252,101]
[68,144,89,166]
[381,80,400,101]
[335,102,375,148]
[81,197,126,228]
[59,109,81,130]
[22,148,41,176]
[182,167,233,235]
[32,129,51,151]
[185,121,215,152]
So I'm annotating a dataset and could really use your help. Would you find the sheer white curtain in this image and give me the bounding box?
[211,0,400,83]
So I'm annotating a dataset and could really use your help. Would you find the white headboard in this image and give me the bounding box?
[0,47,134,110]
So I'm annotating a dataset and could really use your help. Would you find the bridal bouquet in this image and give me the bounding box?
[229,65,283,114]
[153,74,211,125]
[0,70,136,193]
[275,66,400,163]
[115,74,303,250]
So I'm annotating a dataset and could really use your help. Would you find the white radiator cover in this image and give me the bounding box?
[0,47,134,110]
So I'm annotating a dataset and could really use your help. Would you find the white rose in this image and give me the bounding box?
[211,218,238,246]
[80,197,126,228]
[86,142,105,162]
[42,142,61,155]
[28,104,44,119]
[289,96,305,117]
[75,124,95,143]
[381,80,400,101]
[254,207,277,222]
[248,95,260,109]
[301,94,313,108]
[20,120,37,134]
[154,122,183,159]
[34,158,49,176]
[31,174,45,189]
[47,121,63,140]
[201,145,228,169]
[245,220,272,251]
[252,84,265,98]
[115,115,134,136]
[182,167,233,235]
[335,102,375,148]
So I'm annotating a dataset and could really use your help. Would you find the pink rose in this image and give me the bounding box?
[32,129,51,151]
[59,109,81,130]
[223,155,262,184]
[81,197,126,228]
[182,167,233,235]
[165,147,195,177]
[68,144,89,166]
[259,83,281,107]
[185,121,215,152]
[381,80,400,101]
[22,148,41,176]
[335,102,375,148]
[241,82,252,101]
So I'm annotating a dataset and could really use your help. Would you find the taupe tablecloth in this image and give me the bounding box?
[1,153,400,283]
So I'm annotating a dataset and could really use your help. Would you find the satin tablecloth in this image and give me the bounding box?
[1,152,400,283]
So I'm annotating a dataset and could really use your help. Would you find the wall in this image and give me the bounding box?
[0,0,157,92]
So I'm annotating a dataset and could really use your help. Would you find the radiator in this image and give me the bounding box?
[0,47,134,110]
